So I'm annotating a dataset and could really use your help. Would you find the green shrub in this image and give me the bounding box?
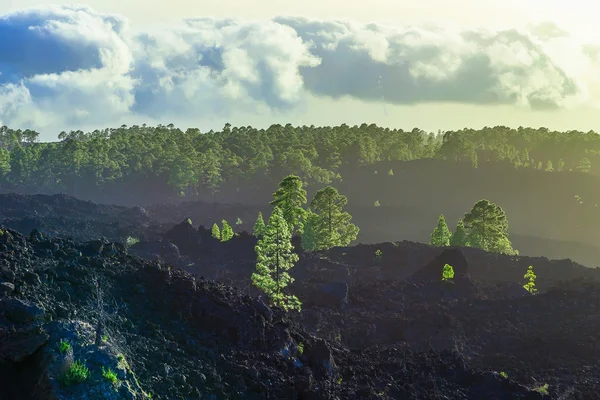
[533,383,549,395]
[125,236,139,248]
[500,371,508,379]
[60,360,90,386]
[523,266,537,294]
[102,366,118,384]
[442,264,454,282]
[58,339,71,354]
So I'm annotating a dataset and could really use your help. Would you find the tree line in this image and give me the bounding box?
[0,123,598,196]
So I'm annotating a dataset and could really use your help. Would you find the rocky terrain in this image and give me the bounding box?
[1,194,600,399]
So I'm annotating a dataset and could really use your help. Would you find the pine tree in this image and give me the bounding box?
[463,199,517,255]
[253,212,266,237]
[450,218,469,246]
[430,214,451,246]
[545,160,553,172]
[300,210,319,251]
[388,169,394,176]
[310,186,359,250]
[236,217,243,225]
[270,175,307,235]
[211,223,221,240]
[252,207,301,311]
[221,220,234,242]
[557,158,565,172]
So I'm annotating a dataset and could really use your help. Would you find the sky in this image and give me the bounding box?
[1,0,600,141]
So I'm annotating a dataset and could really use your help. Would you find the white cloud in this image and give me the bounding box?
[0,5,599,135]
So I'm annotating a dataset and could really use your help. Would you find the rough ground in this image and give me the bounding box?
[1,194,600,399]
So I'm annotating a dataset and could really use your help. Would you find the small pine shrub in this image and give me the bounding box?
[58,339,71,354]
[523,266,537,294]
[297,342,304,355]
[102,367,118,384]
[60,360,90,386]
[500,371,508,379]
[374,200,380,207]
[125,236,139,248]
[442,264,454,282]
[375,249,382,260]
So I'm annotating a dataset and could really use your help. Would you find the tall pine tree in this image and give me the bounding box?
[450,218,469,246]
[221,220,234,242]
[270,175,307,235]
[252,207,301,311]
[310,186,359,250]
[300,210,319,251]
[463,199,517,255]
[430,214,451,246]
[253,212,266,237]
[211,223,221,240]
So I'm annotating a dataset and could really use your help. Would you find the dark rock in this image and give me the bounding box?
[0,298,44,323]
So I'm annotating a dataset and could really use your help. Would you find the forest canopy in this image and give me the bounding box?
[0,123,598,197]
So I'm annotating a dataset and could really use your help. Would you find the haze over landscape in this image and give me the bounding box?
[3,1,600,400]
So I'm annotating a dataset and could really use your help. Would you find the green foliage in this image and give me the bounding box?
[533,383,549,395]
[125,236,139,248]
[442,264,454,282]
[463,200,517,255]
[388,169,394,176]
[300,210,319,251]
[430,214,452,246]
[3,124,600,197]
[375,249,382,260]
[102,366,118,384]
[270,175,307,235]
[374,200,380,207]
[235,217,243,225]
[523,266,537,294]
[545,160,553,172]
[221,220,233,242]
[308,186,360,250]
[577,157,591,173]
[58,339,71,354]
[500,371,508,379]
[60,360,90,386]
[252,207,301,311]
[450,218,469,246]
[186,218,193,225]
[297,342,304,355]
[253,212,266,237]
[211,223,221,240]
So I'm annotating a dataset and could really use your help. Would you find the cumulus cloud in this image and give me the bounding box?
[0,5,599,133]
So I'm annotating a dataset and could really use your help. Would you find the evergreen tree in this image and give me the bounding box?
[545,160,553,172]
[450,218,469,246]
[388,169,394,176]
[211,223,221,240]
[270,175,307,234]
[557,158,565,172]
[430,214,452,246]
[577,157,591,173]
[310,186,359,250]
[252,207,301,311]
[253,212,266,237]
[463,199,517,255]
[221,220,234,242]
[236,217,243,225]
[300,210,319,251]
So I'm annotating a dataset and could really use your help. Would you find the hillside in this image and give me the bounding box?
[2,197,600,398]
